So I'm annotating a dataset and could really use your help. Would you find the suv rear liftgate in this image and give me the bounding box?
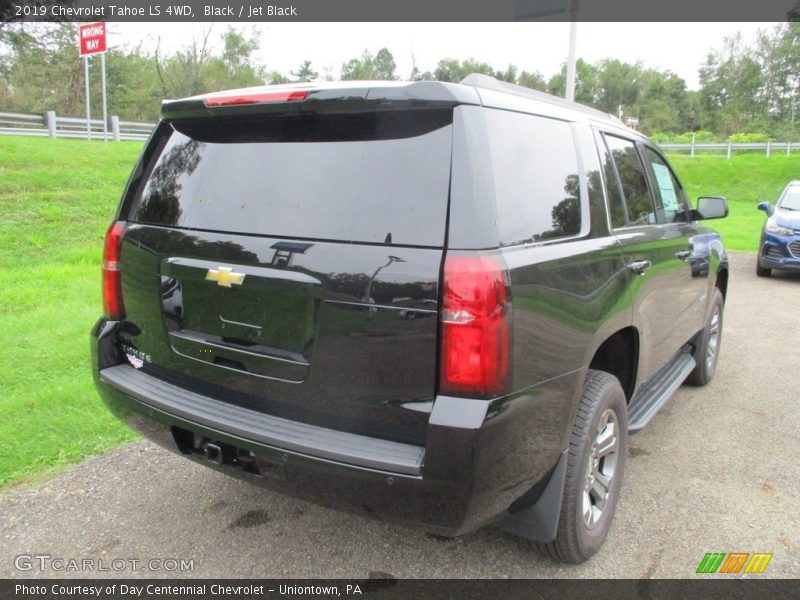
[114,91,464,441]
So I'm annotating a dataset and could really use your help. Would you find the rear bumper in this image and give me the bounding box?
[99,364,425,476]
[91,318,567,537]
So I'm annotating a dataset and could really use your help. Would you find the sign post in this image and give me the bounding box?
[83,55,90,140]
[513,0,577,101]
[101,52,108,141]
[78,22,108,141]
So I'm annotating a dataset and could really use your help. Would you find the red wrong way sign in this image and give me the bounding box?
[79,22,107,57]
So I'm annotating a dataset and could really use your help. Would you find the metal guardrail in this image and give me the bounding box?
[0,110,154,141]
[660,141,800,158]
[2,110,798,155]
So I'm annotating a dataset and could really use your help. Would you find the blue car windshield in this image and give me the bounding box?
[779,187,800,211]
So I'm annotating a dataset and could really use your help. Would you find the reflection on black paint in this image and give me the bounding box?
[136,140,201,226]
[133,227,260,265]
[365,255,405,305]
[597,140,629,229]
[327,273,435,307]
[270,241,314,267]
[586,168,610,236]
[605,136,652,226]
[541,174,581,240]
[160,276,183,330]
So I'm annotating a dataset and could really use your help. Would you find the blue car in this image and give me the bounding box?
[757,181,800,277]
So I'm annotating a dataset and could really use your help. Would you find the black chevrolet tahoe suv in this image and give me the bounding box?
[92,75,729,563]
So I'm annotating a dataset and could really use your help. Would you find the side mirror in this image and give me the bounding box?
[757,201,773,216]
[696,196,728,220]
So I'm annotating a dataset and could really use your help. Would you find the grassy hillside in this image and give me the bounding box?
[0,136,796,487]
[0,137,142,486]
[669,154,799,252]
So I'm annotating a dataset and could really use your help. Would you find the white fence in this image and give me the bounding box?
[0,110,154,141]
[659,141,800,158]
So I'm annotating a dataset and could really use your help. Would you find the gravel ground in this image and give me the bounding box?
[1,252,798,579]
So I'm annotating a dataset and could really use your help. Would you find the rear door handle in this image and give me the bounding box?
[628,260,652,276]
[675,250,692,260]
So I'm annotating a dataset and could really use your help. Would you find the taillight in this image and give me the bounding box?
[203,90,308,107]
[439,253,512,398]
[102,221,127,320]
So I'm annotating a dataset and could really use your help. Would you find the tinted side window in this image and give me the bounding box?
[604,135,654,227]
[596,134,627,229]
[642,146,690,223]
[485,109,582,246]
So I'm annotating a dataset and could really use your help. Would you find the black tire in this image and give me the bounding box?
[686,287,724,387]
[534,370,627,563]
[756,261,771,277]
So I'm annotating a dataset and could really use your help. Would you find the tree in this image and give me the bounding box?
[593,59,641,115]
[495,64,517,83]
[517,70,547,91]
[548,174,581,238]
[136,139,201,226]
[290,60,318,82]
[0,0,76,28]
[547,59,598,105]
[267,71,289,85]
[104,47,163,121]
[3,22,798,138]
[698,33,765,135]
[0,23,272,121]
[432,58,511,83]
[153,26,213,98]
[540,57,693,134]
[374,48,397,80]
[218,27,262,84]
[0,23,85,114]
[155,26,266,99]
[629,69,692,133]
[753,23,800,137]
[341,48,397,80]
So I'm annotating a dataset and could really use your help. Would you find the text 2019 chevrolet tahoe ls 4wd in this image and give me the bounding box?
[91,75,729,563]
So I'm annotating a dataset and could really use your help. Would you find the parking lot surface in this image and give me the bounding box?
[1,252,798,578]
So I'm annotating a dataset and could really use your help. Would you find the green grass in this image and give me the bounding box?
[668,153,800,252]
[0,136,797,488]
[0,136,143,487]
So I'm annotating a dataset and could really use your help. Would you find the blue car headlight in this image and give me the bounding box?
[766,218,794,237]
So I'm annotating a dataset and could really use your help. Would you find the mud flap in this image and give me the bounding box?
[494,449,568,542]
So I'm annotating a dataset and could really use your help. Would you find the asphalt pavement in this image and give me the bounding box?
[1,252,798,578]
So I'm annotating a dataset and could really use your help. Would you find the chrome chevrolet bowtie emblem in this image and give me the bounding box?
[206,266,246,288]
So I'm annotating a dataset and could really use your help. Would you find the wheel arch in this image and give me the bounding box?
[587,326,639,403]
[715,267,729,301]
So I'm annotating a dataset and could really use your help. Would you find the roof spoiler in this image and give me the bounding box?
[160,81,480,120]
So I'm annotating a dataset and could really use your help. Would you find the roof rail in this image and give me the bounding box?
[459,73,621,123]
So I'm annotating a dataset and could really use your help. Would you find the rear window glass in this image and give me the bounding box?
[484,109,584,246]
[126,110,453,247]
